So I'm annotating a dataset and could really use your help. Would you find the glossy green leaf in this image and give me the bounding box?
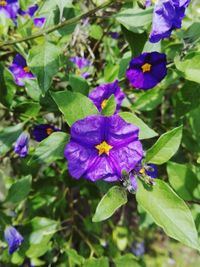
[29,132,69,165]
[119,112,158,140]
[0,66,16,107]
[136,179,200,251]
[28,41,61,94]
[145,126,183,164]
[5,175,32,204]
[69,74,89,95]
[92,186,127,222]
[115,7,153,33]
[167,162,199,201]
[101,94,117,116]
[51,90,98,126]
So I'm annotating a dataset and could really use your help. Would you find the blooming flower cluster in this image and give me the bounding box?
[0,0,45,27]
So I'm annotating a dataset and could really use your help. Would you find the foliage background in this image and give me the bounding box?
[0,0,200,266]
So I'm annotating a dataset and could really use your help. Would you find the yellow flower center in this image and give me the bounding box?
[141,63,152,73]
[101,99,108,110]
[46,127,54,135]
[75,68,81,76]
[95,141,113,156]
[139,167,145,174]
[0,0,7,6]
[23,66,30,73]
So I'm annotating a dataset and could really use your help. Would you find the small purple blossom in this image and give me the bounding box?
[32,124,60,142]
[9,54,34,86]
[109,32,119,39]
[64,115,143,182]
[131,241,145,256]
[70,56,91,69]
[89,80,125,114]
[126,52,167,90]
[144,0,151,7]
[149,0,191,43]
[0,0,19,22]
[14,132,29,158]
[4,226,24,254]
[18,4,45,28]
[70,56,91,79]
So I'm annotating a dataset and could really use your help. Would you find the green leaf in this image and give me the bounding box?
[51,90,98,126]
[83,257,109,267]
[133,87,164,111]
[115,7,153,33]
[101,94,117,116]
[65,248,85,266]
[0,123,23,156]
[5,175,32,204]
[69,74,89,95]
[122,26,147,56]
[145,126,183,164]
[0,65,16,107]
[167,162,199,201]
[119,112,158,140]
[175,53,200,84]
[89,24,103,40]
[29,132,69,165]
[114,254,140,267]
[136,179,200,251]
[92,186,127,222]
[28,41,61,94]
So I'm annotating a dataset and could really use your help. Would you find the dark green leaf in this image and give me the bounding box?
[69,74,89,96]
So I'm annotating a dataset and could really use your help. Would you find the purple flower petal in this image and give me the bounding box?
[0,0,19,21]
[149,0,191,43]
[4,226,24,254]
[32,124,61,142]
[126,52,167,90]
[14,132,29,158]
[89,80,125,114]
[65,115,143,182]
[9,54,34,86]
[33,17,45,28]
[70,56,91,69]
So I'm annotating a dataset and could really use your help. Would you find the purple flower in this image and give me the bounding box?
[18,4,45,28]
[0,0,19,21]
[70,56,91,79]
[32,124,60,142]
[128,163,158,192]
[4,226,24,254]
[64,115,143,182]
[14,132,29,158]
[131,241,145,256]
[126,52,167,90]
[9,54,34,86]
[109,32,119,39]
[149,0,191,43]
[89,80,125,114]
[144,0,151,7]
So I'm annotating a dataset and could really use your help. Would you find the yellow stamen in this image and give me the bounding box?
[75,68,81,76]
[95,141,113,156]
[141,63,152,73]
[0,0,7,6]
[139,168,145,174]
[23,66,30,73]
[101,99,108,110]
[46,127,54,135]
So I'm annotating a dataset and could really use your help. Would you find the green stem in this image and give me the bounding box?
[0,0,115,48]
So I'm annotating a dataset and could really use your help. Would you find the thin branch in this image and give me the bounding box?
[0,0,115,48]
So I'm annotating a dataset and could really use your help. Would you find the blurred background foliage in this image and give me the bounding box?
[0,0,200,266]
